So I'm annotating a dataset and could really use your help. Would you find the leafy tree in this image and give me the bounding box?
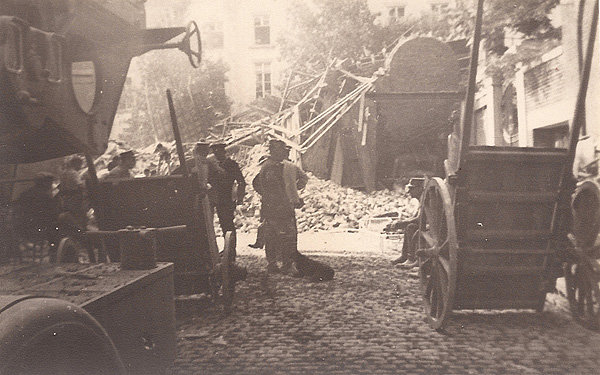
[279,0,561,79]
[279,0,380,73]
[118,52,231,149]
[115,0,231,149]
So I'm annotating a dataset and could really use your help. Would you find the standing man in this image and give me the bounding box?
[57,155,87,227]
[98,150,136,262]
[207,142,246,236]
[254,139,308,276]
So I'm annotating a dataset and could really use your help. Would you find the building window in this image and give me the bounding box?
[431,2,450,14]
[202,21,224,49]
[387,6,405,24]
[254,15,270,45]
[533,122,569,149]
[255,62,271,98]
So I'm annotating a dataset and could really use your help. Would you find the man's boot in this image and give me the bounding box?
[280,262,300,278]
[392,256,407,265]
[266,263,280,274]
[248,224,264,249]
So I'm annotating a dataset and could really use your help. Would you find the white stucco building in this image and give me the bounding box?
[146,0,458,113]
[143,0,457,114]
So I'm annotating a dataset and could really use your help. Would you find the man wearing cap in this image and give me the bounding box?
[103,150,136,180]
[207,142,246,236]
[254,139,308,276]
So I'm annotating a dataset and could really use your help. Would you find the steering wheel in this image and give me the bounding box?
[180,21,202,68]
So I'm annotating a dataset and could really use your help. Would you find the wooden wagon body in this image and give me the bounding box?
[92,175,214,295]
[413,0,599,330]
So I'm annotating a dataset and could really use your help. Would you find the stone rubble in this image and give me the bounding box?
[92,141,415,234]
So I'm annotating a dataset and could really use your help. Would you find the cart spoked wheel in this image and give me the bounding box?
[416,177,458,330]
[221,231,236,314]
[564,258,600,331]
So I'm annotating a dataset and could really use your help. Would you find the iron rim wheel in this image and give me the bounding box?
[416,177,458,330]
[564,260,600,330]
[56,237,80,263]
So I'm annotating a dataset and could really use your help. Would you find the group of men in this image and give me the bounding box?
[11,138,309,275]
[12,155,90,261]
[197,138,308,277]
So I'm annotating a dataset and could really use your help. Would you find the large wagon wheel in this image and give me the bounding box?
[564,180,600,330]
[416,177,458,330]
[56,237,91,263]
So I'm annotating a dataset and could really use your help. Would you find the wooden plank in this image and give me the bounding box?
[460,265,545,276]
[465,247,553,255]
[455,298,542,311]
[330,134,344,185]
[466,146,567,163]
[465,190,558,203]
[466,229,551,241]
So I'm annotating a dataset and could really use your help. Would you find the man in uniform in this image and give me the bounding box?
[253,139,308,276]
[207,142,246,236]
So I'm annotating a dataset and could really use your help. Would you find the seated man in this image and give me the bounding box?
[13,173,61,260]
[387,178,424,268]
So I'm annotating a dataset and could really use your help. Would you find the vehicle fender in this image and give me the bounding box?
[0,296,126,375]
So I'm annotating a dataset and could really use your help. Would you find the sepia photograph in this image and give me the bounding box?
[0,0,599,374]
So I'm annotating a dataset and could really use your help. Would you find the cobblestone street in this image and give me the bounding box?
[167,231,600,375]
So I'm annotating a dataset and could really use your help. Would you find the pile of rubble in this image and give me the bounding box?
[92,141,413,234]
[92,140,187,178]
[236,174,412,234]
[234,145,413,234]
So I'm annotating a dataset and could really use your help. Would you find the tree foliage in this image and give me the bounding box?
[117,52,231,149]
[279,0,561,78]
[115,0,230,149]
[279,0,380,73]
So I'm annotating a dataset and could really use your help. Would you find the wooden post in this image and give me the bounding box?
[279,71,293,112]
[166,89,220,267]
[553,0,599,233]
[457,0,485,168]
[193,148,220,267]
[166,89,189,178]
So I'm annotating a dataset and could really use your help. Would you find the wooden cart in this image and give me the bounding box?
[413,0,598,330]
[415,147,569,329]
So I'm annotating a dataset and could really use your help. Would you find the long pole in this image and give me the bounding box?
[458,0,485,165]
[564,0,598,176]
[166,89,189,178]
[552,0,599,232]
